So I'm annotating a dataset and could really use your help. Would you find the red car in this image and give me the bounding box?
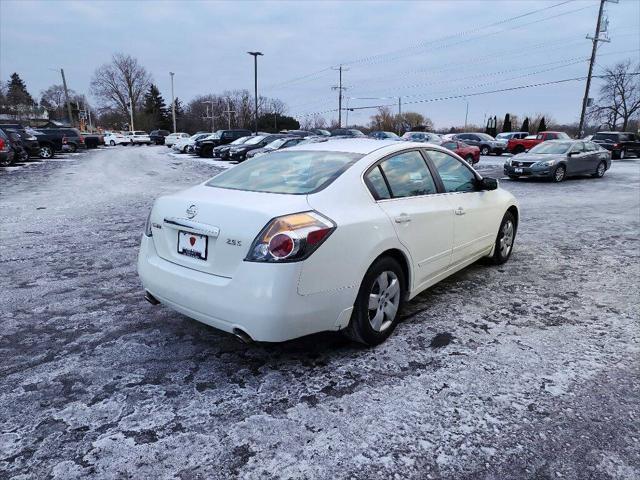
[440,140,480,164]
[506,131,570,154]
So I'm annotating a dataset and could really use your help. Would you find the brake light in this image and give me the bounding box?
[613,143,619,148]
[79,136,85,144]
[245,211,336,263]
[62,136,68,144]
[0,138,5,151]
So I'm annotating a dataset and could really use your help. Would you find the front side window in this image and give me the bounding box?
[585,142,597,152]
[207,150,362,194]
[427,150,477,193]
[378,151,437,198]
[569,142,585,153]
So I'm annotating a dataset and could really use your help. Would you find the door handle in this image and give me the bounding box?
[455,207,466,216]
[394,214,411,224]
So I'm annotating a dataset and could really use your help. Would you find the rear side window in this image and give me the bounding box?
[378,151,437,198]
[207,150,362,194]
[427,150,477,193]
[365,166,391,200]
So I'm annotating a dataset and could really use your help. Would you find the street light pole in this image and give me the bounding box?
[170,72,176,133]
[60,69,74,127]
[464,98,469,129]
[247,52,263,134]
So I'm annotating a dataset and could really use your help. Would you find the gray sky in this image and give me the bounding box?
[1,0,638,128]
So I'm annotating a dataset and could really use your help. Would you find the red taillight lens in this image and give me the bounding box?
[62,136,68,144]
[0,138,5,151]
[246,211,335,263]
[79,137,85,143]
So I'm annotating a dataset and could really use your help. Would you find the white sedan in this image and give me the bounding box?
[164,132,190,147]
[104,132,129,146]
[172,133,211,153]
[138,139,518,345]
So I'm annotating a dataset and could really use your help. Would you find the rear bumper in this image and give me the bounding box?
[137,235,355,342]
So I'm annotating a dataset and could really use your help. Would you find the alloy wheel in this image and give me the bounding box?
[368,271,401,332]
[554,166,565,182]
[39,146,53,158]
[499,220,514,257]
[597,162,606,177]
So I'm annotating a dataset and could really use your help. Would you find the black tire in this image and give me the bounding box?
[464,154,474,164]
[618,148,626,160]
[513,146,525,155]
[480,145,490,156]
[344,256,406,346]
[486,211,517,265]
[39,145,54,159]
[201,146,213,158]
[552,164,566,183]
[109,140,116,146]
[508,175,519,180]
[592,161,607,178]
[0,153,13,167]
[67,143,78,153]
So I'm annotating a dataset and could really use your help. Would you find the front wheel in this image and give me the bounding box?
[465,154,474,164]
[552,165,566,183]
[344,256,405,346]
[109,140,116,146]
[487,211,517,265]
[39,145,54,159]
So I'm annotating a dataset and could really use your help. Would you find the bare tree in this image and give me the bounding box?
[589,60,639,131]
[90,53,152,123]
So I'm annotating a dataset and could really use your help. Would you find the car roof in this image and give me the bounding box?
[285,138,435,155]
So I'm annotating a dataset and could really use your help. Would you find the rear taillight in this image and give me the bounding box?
[245,211,335,263]
[79,136,85,144]
[0,138,6,151]
[613,143,619,148]
[62,136,68,144]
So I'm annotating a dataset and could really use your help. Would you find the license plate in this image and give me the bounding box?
[177,231,208,260]
[515,168,523,173]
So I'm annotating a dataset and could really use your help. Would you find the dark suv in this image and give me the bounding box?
[0,123,40,157]
[150,130,170,145]
[0,128,17,166]
[592,132,640,159]
[195,129,252,157]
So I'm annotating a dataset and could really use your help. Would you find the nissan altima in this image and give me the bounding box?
[138,139,519,345]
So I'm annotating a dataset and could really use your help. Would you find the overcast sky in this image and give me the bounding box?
[1,0,638,128]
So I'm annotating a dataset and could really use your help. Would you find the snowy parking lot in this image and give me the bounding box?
[1,145,638,479]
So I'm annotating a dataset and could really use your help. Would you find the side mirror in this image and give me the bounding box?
[567,151,578,157]
[477,177,498,191]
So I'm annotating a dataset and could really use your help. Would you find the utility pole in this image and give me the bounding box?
[60,69,74,127]
[128,97,135,131]
[464,98,469,129]
[397,96,402,134]
[223,99,235,129]
[170,72,176,133]
[247,52,263,134]
[202,101,216,132]
[578,0,613,137]
[332,65,348,128]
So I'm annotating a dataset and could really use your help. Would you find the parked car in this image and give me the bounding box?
[591,131,640,159]
[312,129,331,137]
[172,133,211,153]
[212,136,253,160]
[0,128,16,166]
[228,134,288,161]
[37,128,86,152]
[330,128,366,138]
[440,140,480,164]
[195,129,253,158]
[123,131,152,146]
[453,133,505,155]
[104,132,129,146]
[0,123,40,157]
[245,136,304,159]
[279,130,315,137]
[506,131,569,154]
[369,131,401,140]
[504,140,611,182]
[138,139,518,345]
[164,132,190,147]
[150,130,171,145]
[401,132,441,144]
[81,132,104,149]
[496,132,529,141]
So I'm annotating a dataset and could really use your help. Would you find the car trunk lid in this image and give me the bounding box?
[151,184,311,278]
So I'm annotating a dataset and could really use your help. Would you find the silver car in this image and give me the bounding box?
[504,140,611,182]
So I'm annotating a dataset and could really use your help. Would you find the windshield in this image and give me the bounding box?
[529,142,573,154]
[206,150,363,194]
[477,133,494,140]
[231,136,251,145]
[245,135,265,145]
[265,138,287,149]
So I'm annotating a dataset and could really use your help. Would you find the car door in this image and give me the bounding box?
[367,150,454,288]
[425,148,499,266]
[566,142,589,175]
[583,142,600,171]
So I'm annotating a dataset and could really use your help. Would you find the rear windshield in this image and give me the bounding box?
[593,133,619,141]
[206,150,363,194]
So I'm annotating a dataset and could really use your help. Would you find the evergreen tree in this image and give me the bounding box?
[6,73,35,107]
[520,117,530,133]
[143,84,169,129]
[502,113,512,132]
[537,116,547,133]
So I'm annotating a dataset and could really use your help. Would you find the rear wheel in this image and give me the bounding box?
[39,145,54,159]
[552,165,566,183]
[513,145,525,154]
[344,256,405,346]
[67,144,78,153]
[480,145,490,156]
[593,161,606,178]
[487,211,517,265]
[465,154,474,164]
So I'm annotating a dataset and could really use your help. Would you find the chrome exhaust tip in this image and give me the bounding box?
[232,328,253,344]
[144,291,160,305]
